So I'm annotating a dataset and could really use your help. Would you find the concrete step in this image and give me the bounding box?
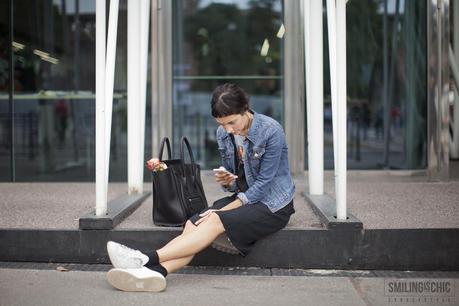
[1,227,458,270]
[2,172,459,270]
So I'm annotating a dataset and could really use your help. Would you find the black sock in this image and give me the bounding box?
[148,264,168,277]
[144,250,159,266]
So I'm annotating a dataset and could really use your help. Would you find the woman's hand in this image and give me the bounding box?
[214,170,237,187]
[195,209,219,225]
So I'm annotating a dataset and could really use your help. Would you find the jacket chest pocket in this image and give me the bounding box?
[248,146,265,171]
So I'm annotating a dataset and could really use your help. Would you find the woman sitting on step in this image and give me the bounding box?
[106,83,296,292]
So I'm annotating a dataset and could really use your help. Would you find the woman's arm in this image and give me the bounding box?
[219,198,242,211]
[195,198,242,225]
[237,128,284,205]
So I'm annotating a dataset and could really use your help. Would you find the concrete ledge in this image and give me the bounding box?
[79,192,151,230]
[1,228,458,270]
[303,192,363,230]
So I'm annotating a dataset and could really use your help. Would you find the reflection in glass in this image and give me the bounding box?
[318,0,427,170]
[172,0,283,169]
[8,0,98,181]
[0,0,10,180]
[1,0,151,182]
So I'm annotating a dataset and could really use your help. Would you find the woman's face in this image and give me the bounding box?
[215,113,246,135]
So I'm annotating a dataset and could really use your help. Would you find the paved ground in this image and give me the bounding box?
[0,173,320,230]
[0,266,457,306]
[118,171,320,229]
[1,170,458,230]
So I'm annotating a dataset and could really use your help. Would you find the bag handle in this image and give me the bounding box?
[180,137,198,184]
[159,137,172,160]
[180,136,195,165]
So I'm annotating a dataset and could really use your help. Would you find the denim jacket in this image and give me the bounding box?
[216,111,295,213]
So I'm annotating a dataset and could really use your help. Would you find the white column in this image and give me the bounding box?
[128,0,148,194]
[326,0,347,220]
[326,0,338,176]
[138,0,150,189]
[304,0,312,184]
[128,0,141,194]
[105,0,119,193]
[305,0,324,195]
[151,0,159,157]
[95,0,107,216]
[335,0,347,220]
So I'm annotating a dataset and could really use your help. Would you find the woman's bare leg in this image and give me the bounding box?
[160,220,197,250]
[157,213,225,263]
[156,220,198,273]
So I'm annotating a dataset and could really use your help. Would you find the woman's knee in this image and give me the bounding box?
[205,213,225,232]
[183,220,197,234]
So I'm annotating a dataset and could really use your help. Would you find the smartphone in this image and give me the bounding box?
[212,167,237,178]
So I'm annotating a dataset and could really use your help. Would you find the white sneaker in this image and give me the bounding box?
[106,241,149,269]
[107,267,166,292]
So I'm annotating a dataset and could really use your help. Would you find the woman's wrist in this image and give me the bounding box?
[221,198,242,211]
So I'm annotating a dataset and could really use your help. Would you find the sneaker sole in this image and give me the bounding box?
[107,268,166,292]
[211,242,240,255]
[211,234,240,255]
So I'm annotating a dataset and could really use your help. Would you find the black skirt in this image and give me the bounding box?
[189,194,295,256]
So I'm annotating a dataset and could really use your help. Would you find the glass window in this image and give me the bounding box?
[318,0,427,170]
[0,0,11,181]
[2,0,151,182]
[10,0,99,181]
[172,0,284,169]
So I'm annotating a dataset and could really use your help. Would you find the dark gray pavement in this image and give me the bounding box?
[1,170,458,230]
[0,266,457,306]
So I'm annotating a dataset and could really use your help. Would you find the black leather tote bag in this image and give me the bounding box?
[152,136,208,227]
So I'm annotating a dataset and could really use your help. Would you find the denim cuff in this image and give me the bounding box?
[237,192,249,205]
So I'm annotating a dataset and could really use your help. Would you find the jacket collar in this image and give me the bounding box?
[246,110,260,143]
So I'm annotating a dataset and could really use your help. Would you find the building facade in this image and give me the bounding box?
[0,0,454,182]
